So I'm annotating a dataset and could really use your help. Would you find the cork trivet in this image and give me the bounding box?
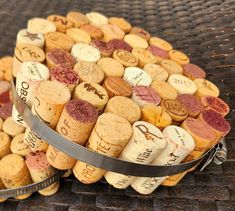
[27,18,56,34]
[66,11,90,28]
[0,132,11,158]
[0,56,13,81]
[47,15,73,33]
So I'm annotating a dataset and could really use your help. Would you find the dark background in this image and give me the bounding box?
[0,0,234,210]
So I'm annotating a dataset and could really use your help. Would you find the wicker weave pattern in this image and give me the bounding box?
[0,0,234,210]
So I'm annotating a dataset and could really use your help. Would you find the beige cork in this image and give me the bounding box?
[3,117,25,137]
[0,178,6,203]
[0,132,11,158]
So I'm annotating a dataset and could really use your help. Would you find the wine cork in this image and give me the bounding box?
[151,80,177,100]
[112,50,138,67]
[143,64,169,82]
[141,105,172,130]
[25,152,59,196]
[132,86,161,107]
[162,118,217,186]
[0,132,11,158]
[100,24,125,42]
[0,154,32,199]
[149,37,173,52]
[161,99,188,122]
[50,65,79,92]
[105,96,141,123]
[24,80,71,152]
[167,74,197,95]
[123,67,152,86]
[12,105,27,127]
[124,34,148,49]
[102,77,132,98]
[46,48,76,69]
[147,45,169,63]
[182,63,206,80]
[132,48,157,67]
[74,61,104,84]
[73,113,132,184]
[46,99,98,170]
[10,133,32,157]
[16,29,44,48]
[66,11,90,28]
[86,12,108,27]
[129,27,150,41]
[73,82,109,113]
[177,94,205,118]
[198,109,231,140]
[27,18,57,34]
[0,179,6,203]
[131,125,195,195]
[71,43,101,63]
[80,24,103,39]
[13,44,45,77]
[0,103,12,120]
[47,15,73,33]
[109,17,131,33]
[0,118,3,131]
[0,56,13,81]
[201,96,229,117]
[161,59,183,75]
[97,58,124,77]
[66,28,91,44]
[104,121,166,189]
[91,40,113,57]
[108,39,132,52]
[3,117,25,137]
[0,89,11,106]
[194,79,220,97]
[169,50,190,65]
[45,32,75,52]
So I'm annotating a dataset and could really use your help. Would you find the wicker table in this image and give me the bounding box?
[0,0,234,210]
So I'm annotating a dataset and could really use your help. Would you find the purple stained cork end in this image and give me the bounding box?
[147,45,169,59]
[65,99,98,123]
[107,39,133,52]
[91,39,113,56]
[25,152,51,170]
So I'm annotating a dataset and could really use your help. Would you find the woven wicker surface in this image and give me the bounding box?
[0,0,235,210]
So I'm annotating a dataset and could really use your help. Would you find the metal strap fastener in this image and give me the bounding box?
[11,80,217,177]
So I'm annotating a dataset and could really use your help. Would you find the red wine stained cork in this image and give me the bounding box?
[74,61,104,84]
[105,121,166,189]
[0,103,13,120]
[132,85,161,107]
[50,65,79,92]
[0,179,6,203]
[91,40,113,57]
[107,39,133,52]
[162,118,217,186]
[147,45,169,63]
[131,125,195,194]
[47,15,73,33]
[66,11,90,28]
[177,94,205,118]
[149,37,173,52]
[80,24,103,39]
[201,96,230,117]
[25,152,59,196]
[46,99,98,170]
[105,96,141,123]
[10,133,32,157]
[0,154,32,200]
[46,48,76,69]
[73,113,133,184]
[0,90,11,106]
[13,44,45,77]
[102,76,132,98]
[198,109,231,140]
[182,63,206,80]
[16,29,44,49]
[0,132,11,158]
[73,82,109,113]
[24,80,71,152]
[129,27,151,41]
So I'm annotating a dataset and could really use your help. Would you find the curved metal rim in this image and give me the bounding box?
[11,80,216,177]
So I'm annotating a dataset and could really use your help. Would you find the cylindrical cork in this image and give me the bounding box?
[73,113,133,184]
[131,125,195,195]
[104,121,166,189]
[13,44,45,77]
[50,65,79,92]
[45,48,76,69]
[162,118,217,186]
[0,132,11,158]
[3,117,25,137]
[10,133,32,157]
[25,152,59,196]
[24,80,71,152]
[46,99,98,170]
[0,154,32,199]
[0,178,7,203]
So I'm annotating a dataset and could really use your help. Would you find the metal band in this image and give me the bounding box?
[11,80,216,177]
[0,170,64,198]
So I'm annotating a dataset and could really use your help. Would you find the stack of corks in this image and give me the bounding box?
[0,10,231,199]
